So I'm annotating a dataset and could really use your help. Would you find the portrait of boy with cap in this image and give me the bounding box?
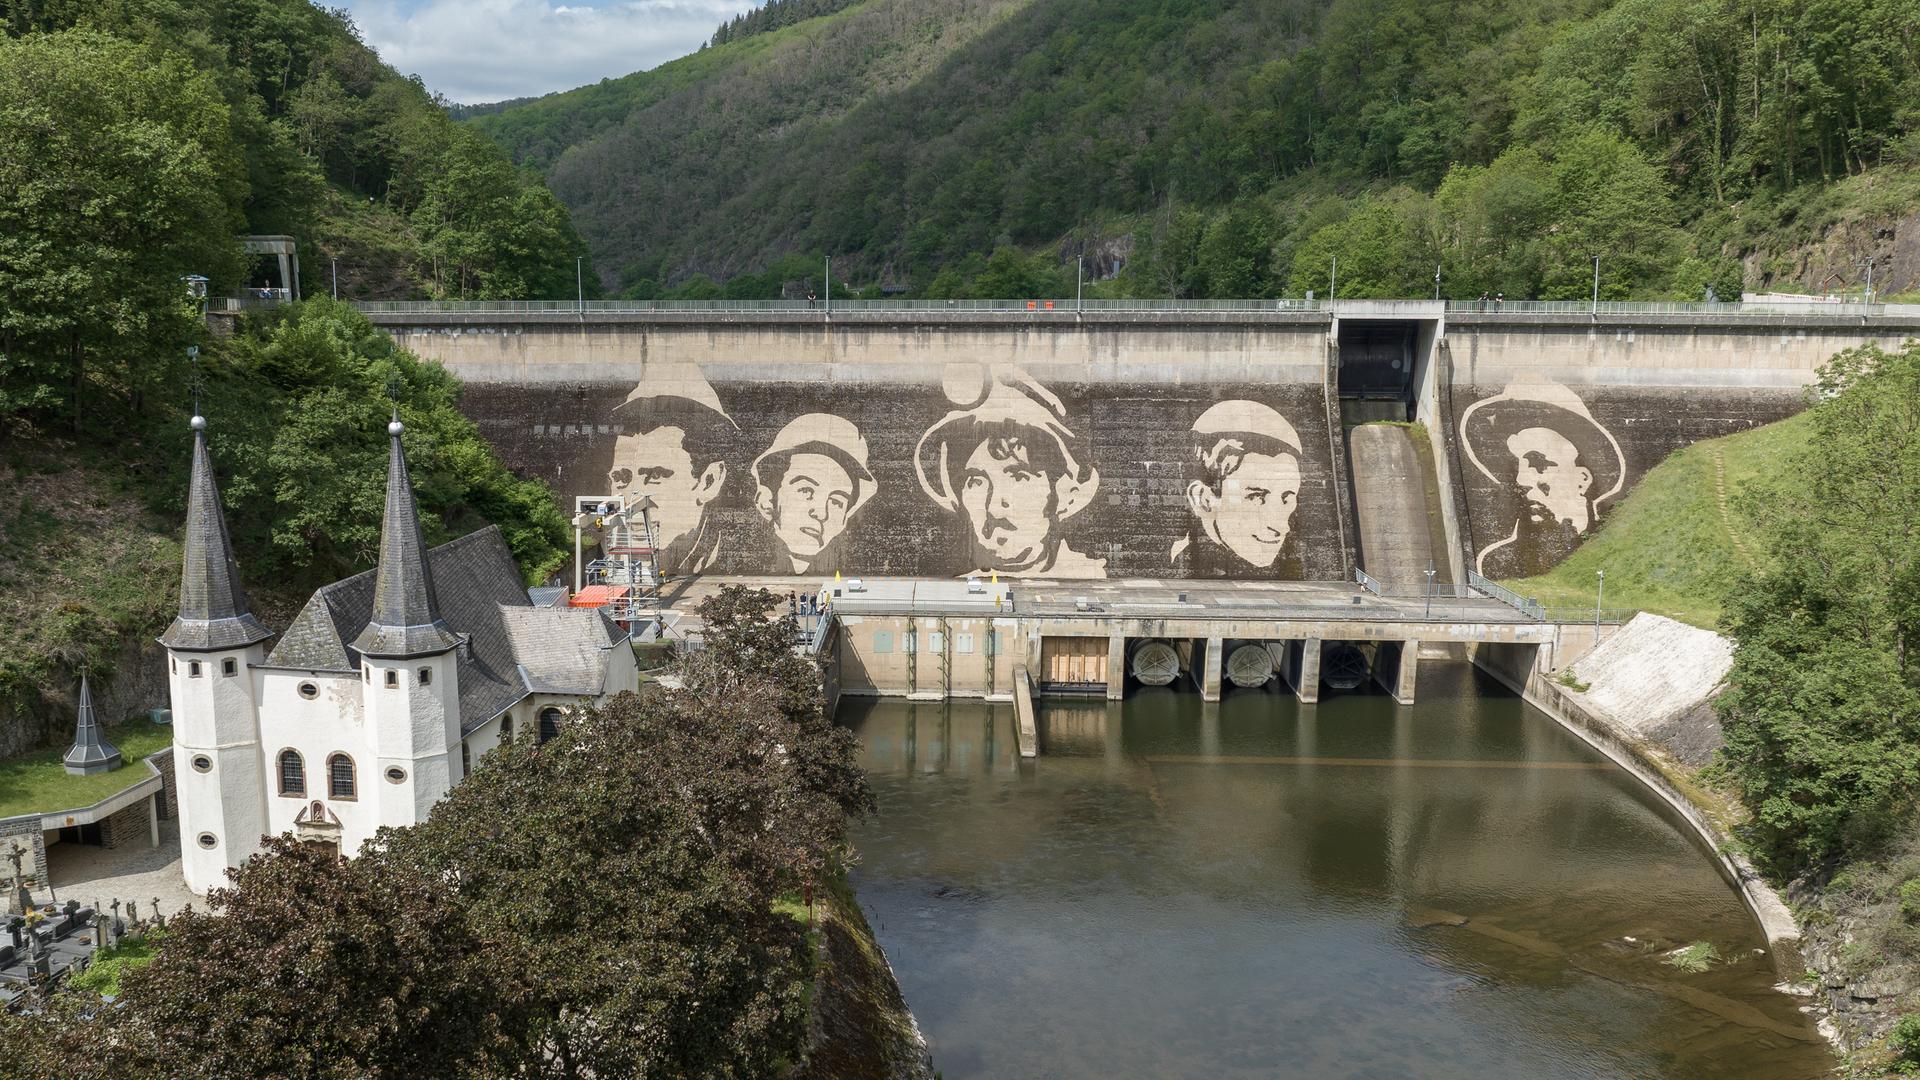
[1172,400,1307,578]
[915,364,1106,578]
[1459,378,1625,578]
[752,413,876,574]
[606,363,738,575]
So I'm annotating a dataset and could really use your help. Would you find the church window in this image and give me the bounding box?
[297,682,319,700]
[191,755,212,773]
[418,667,432,686]
[460,741,471,777]
[222,658,237,677]
[538,707,563,745]
[327,753,357,800]
[502,713,514,741]
[385,766,407,784]
[278,750,305,796]
[384,669,399,688]
[196,833,218,849]
[188,661,202,678]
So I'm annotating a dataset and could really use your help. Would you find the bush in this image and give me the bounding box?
[1891,1013,1920,1073]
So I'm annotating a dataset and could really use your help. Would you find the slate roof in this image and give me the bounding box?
[351,424,464,659]
[62,675,121,774]
[159,422,274,652]
[266,527,626,732]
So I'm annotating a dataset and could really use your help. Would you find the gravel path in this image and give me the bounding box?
[39,818,199,920]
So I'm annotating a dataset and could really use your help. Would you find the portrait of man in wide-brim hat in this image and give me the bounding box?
[915,364,1105,578]
[752,413,876,574]
[1460,379,1625,579]
[607,363,739,576]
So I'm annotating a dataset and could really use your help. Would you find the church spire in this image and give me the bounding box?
[160,413,273,652]
[62,675,121,776]
[350,416,461,659]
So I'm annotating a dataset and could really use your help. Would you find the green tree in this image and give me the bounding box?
[1715,343,1920,870]
[0,29,245,430]
[1287,194,1435,299]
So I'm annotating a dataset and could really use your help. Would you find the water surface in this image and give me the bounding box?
[844,664,1829,1079]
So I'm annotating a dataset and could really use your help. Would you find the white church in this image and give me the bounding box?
[161,414,638,894]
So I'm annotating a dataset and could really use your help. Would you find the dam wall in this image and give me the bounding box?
[366,303,1920,584]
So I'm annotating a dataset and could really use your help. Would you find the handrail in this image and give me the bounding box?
[345,297,1920,320]
[1466,570,1546,621]
[1353,567,1383,595]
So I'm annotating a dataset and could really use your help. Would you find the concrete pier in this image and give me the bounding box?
[1293,638,1322,704]
[1200,636,1225,703]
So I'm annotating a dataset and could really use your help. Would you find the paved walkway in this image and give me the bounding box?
[40,818,197,919]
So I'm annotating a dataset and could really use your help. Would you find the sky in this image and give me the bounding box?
[340,0,760,105]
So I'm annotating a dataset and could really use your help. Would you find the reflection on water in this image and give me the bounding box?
[844,664,1830,1080]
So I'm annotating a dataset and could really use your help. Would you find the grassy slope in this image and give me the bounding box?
[0,718,173,819]
[1499,410,1812,629]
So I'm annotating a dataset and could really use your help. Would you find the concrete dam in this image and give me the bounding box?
[362,299,1918,589]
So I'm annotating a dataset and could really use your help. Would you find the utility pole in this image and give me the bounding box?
[576,256,584,313]
[1592,256,1601,314]
[1595,569,1605,634]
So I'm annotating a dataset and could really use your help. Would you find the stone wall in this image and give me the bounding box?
[98,796,152,850]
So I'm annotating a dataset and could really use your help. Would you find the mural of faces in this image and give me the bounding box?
[916,366,1104,578]
[1461,380,1625,580]
[571,362,1332,580]
[1175,401,1306,576]
[752,414,875,573]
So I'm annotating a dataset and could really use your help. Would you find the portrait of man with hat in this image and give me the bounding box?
[1172,400,1307,578]
[752,413,876,574]
[915,364,1105,578]
[1459,378,1626,579]
[606,363,738,575]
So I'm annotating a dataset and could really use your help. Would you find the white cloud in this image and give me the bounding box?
[341,0,759,104]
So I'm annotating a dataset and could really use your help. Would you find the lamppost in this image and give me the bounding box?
[1076,254,1084,312]
[824,255,832,315]
[576,256,584,313]
[1592,256,1601,314]
[1434,263,1441,301]
[1330,256,1338,302]
[1594,569,1605,633]
[1424,565,1437,620]
[331,258,338,300]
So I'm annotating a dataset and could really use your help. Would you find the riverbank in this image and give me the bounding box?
[1482,613,1918,1074]
[794,875,935,1080]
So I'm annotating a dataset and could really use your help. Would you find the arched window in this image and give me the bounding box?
[278,750,305,797]
[327,753,356,800]
[538,707,563,745]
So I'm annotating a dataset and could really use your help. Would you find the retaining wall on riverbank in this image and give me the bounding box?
[1470,617,1805,982]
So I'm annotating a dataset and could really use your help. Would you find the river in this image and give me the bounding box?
[843,663,1830,1079]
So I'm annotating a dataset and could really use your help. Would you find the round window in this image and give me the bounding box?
[196,832,218,850]
[297,682,319,700]
[385,766,407,784]
[191,755,213,773]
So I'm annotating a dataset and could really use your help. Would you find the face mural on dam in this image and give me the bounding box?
[1460,379,1626,579]
[1173,400,1306,578]
[915,365,1104,578]
[752,414,876,574]
[472,363,1346,580]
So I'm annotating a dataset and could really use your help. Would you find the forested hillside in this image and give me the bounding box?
[474,0,1920,302]
[3,0,585,310]
[0,2,576,742]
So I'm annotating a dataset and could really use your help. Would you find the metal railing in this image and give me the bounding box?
[1353,567,1475,599]
[345,297,1920,320]
[1466,570,1547,621]
[1542,607,1640,625]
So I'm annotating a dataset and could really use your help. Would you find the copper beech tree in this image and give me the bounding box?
[1,587,871,1079]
